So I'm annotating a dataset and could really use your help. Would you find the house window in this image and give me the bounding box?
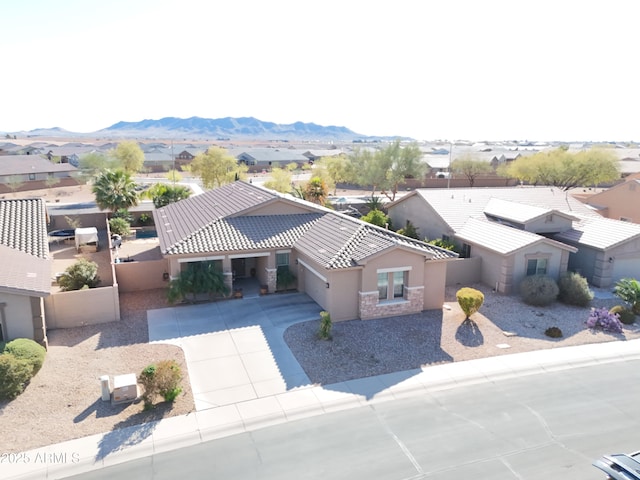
[276,252,289,268]
[460,243,471,258]
[378,269,408,301]
[29,173,36,180]
[377,273,388,300]
[526,258,548,276]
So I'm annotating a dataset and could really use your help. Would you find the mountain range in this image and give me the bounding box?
[11,116,403,141]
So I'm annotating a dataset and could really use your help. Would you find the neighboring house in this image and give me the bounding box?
[0,198,51,345]
[235,149,310,171]
[153,181,457,321]
[0,155,77,185]
[301,149,345,163]
[387,187,640,292]
[579,174,640,223]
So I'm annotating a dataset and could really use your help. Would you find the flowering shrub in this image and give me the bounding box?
[586,307,623,333]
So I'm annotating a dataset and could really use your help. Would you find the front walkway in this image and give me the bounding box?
[148,293,322,411]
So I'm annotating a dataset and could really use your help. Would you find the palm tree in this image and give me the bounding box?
[92,169,139,214]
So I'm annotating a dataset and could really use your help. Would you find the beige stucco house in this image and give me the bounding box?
[580,174,640,223]
[388,187,640,292]
[0,198,51,345]
[153,181,457,321]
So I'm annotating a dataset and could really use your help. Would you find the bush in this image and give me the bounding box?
[4,339,46,375]
[317,311,332,340]
[361,209,391,228]
[613,278,640,314]
[109,217,131,237]
[544,327,563,338]
[610,305,636,325]
[558,272,593,307]
[519,275,559,306]
[57,258,100,291]
[456,287,484,319]
[139,360,183,409]
[586,307,623,333]
[0,354,33,400]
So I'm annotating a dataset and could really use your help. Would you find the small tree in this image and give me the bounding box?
[456,287,484,320]
[58,258,100,291]
[109,217,131,237]
[361,209,390,228]
[4,339,46,375]
[396,220,420,239]
[614,278,640,314]
[558,272,593,307]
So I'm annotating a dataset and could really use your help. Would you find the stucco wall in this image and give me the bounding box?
[0,293,34,340]
[423,261,447,310]
[524,215,573,234]
[115,259,169,292]
[446,257,482,286]
[44,286,120,329]
[387,194,452,241]
[586,182,640,223]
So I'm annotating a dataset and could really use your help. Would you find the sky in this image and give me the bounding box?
[2,0,638,142]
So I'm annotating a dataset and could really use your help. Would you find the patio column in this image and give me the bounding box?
[222,257,233,296]
[266,268,277,293]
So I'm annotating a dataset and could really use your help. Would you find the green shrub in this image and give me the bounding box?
[610,305,636,325]
[4,339,46,375]
[428,238,459,252]
[57,258,100,291]
[558,272,593,307]
[361,209,391,228]
[317,311,332,340]
[109,217,131,236]
[0,354,33,400]
[138,360,183,409]
[519,275,559,306]
[456,287,484,319]
[545,326,563,338]
[614,278,640,314]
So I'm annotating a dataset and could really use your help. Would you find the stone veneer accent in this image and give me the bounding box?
[266,268,277,294]
[359,285,424,319]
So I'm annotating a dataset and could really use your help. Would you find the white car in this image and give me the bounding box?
[593,451,640,479]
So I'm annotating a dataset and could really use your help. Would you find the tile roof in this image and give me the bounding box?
[0,198,50,258]
[155,181,457,267]
[164,213,322,255]
[0,198,51,296]
[155,182,279,253]
[554,214,640,250]
[483,198,555,223]
[0,245,51,296]
[456,217,576,255]
[407,187,599,231]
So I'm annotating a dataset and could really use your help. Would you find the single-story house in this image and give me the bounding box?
[153,181,457,321]
[578,174,640,223]
[387,187,640,292]
[0,155,78,186]
[235,149,310,171]
[0,198,51,345]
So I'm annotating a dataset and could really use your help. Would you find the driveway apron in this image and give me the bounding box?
[148,293,322,411]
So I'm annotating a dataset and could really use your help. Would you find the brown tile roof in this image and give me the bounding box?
[0,198,51,296]
[155,181,457,267]
[0,198,50,258]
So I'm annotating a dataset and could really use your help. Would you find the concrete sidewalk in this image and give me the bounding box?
[5,296,640,479]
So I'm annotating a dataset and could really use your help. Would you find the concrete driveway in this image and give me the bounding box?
[148,293,322,411]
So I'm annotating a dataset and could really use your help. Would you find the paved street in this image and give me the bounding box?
[64,358,640,479]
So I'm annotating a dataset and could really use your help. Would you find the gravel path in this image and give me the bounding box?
[284,284,640,385]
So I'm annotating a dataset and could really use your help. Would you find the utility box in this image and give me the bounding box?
[112,373,138,404]
[100,375,111,402]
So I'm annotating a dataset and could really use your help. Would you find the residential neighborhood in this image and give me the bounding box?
[1,135,640,479]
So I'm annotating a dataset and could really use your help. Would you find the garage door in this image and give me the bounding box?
[302,266,329,311]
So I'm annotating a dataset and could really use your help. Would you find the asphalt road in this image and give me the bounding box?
[64,359,640,480]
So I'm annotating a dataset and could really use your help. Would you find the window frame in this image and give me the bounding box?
[377,267,410,302]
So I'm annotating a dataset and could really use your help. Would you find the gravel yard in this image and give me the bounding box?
[284,284,640,385]
[0,289,194,454]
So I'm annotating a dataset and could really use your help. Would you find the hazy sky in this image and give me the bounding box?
[2,0,637,141]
